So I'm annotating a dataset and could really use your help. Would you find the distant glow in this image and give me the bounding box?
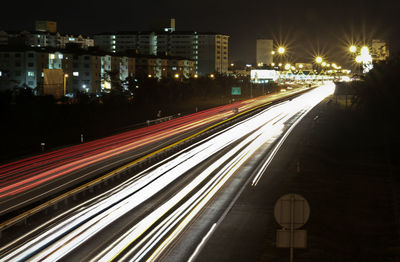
[64,74,68,78]
[278,63,282,67]
[210,74,215,78]
[349,45,357,53]
[360,46,369,55]
[355,55,362,63]
[174,74,180,78]
[291,66,295,70]
[271,63,275,66]
[194,74,198,78]
[298,64,303,69]
[148,74,152,78]
[104,81,111,89]
[271,51,275,55]
[277,47,285,54]
[50,54,55,60]
[315,56,323,63]
[321,62,327,67]
[284,64,291,70]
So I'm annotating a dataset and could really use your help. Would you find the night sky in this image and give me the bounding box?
[2,0,399,66]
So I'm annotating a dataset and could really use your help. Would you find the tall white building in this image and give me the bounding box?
[256,39,273,66]
[94,31,229,76]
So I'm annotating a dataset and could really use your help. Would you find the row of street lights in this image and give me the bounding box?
[348,45,373,73]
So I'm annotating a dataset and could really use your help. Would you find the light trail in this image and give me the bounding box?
[0,84,333,261]
[0,88,306,200]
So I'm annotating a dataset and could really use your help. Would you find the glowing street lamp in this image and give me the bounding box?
[360,46,369,56]
[298,64,304,69]
[271,51,276,55]
[174,73,180,79]
[284,63,291,70]
[321,61,327,67]
[278,47,285,55]
[315,56,323,64]
[355,55,362,63]
[349,45,357,53]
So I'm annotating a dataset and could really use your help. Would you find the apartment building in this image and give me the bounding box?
[94,31,228,76]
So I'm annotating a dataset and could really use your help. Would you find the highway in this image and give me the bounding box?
[0,83,335,261]
[0,86,309,217]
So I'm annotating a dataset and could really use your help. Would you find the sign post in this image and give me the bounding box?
[274,194,310,262]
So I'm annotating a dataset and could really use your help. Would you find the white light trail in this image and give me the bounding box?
[0,83,335,262]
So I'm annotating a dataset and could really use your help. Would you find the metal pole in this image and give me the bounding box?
[63,75,66,96]
[290,194,294,262]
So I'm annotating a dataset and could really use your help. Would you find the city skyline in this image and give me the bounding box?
[1,0,399,65]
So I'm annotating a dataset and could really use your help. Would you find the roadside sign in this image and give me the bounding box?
[231,87,241,95]
[274,193,310,229]
[276,229,307,248]
[274,193,310,262]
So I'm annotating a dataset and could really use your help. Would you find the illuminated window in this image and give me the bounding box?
[58,54,63,59]
[27,71,35,77]
[69,37,75,41]
[73,72,79,76]
[50,54,55,59]
[41,72,44,77]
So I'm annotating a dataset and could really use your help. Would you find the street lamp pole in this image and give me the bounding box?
[63,74,69,96]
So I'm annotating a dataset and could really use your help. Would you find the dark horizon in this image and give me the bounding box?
[2,0,399,66]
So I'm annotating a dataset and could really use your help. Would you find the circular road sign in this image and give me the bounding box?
[274,193,310,229]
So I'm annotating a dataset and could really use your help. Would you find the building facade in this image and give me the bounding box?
[94,31,229,76]
[256,39,273,66]
[371,39,389,62]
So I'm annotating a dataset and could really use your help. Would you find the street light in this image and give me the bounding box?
[349,45,357,53]
[63,74,69,96]
[315,56,323,64]
[360,46,369,56]
[278,47,285,55]
[284,63,291,70]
